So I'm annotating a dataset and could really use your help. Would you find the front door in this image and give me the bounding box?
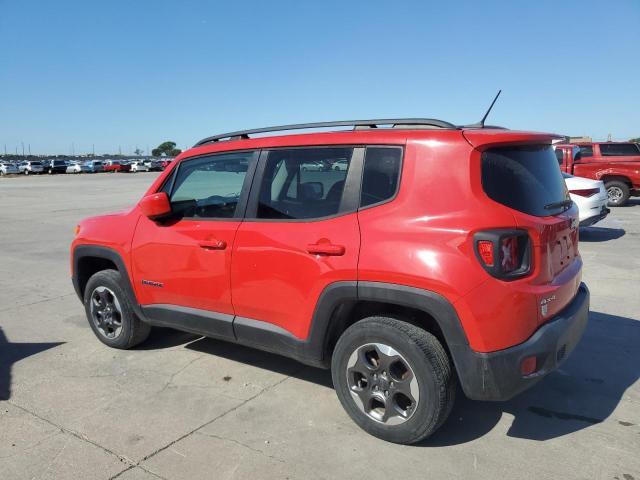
[231,147,363,339]
[131,151,258,321]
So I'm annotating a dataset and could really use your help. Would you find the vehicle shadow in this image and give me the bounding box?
[180,311,639,444]
[185,336,334,388]
[423,310,639,445]
[579,227,625,242]
[135,327,201,350]
[0,326,64,400]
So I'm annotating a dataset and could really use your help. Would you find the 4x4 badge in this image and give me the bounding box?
[540,295,556,317]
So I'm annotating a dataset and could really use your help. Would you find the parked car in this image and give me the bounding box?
[67,162,91,174]
[0,162,19,175]
[554,142,640,206]
[103,160,131,173]
[130,161,150,172]
[18,161,44,174]
[143,159,162,171]
[43,159,69,174]
[301,161,324,171]
[562,173,609,226]
[158,159,173,170]
[333,159,349,171]
[71,118,588,444]
[83,160,105,173]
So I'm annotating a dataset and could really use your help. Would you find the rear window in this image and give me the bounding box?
[599,143,640,156]
[482,145,569,216]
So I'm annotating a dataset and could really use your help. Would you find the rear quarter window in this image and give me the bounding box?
[481,145,569,216]
[599,143,640,156]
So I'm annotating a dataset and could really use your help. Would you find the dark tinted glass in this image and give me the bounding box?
[579,145,593,157]
[360,147,402,208]
[482,145,569,216]
[554,148,564,165]
[169,151,255,218]
[599,143,640,156]
[257,147,353,219]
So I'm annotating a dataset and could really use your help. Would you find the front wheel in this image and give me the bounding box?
[84,269,151,349]
[331,316,455,444]
[605,180,630,207]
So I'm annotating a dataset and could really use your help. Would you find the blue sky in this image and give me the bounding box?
[1,0,638,155]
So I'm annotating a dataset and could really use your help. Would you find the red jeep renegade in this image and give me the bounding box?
[71,119,589,444]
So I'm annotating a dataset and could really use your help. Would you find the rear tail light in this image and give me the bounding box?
[569,188,599,197]
[474,229,531,280]
[477,240,494,267]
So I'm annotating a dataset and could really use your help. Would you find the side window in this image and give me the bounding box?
[600,143,640,156]
[360,147,402,208]
[554,148,564,165]
[256,147,354,219]
[169,151,255,219]
[579,145,593,158]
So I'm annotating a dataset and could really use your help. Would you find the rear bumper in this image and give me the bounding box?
[452,283,589,401]
[580,206,610,227]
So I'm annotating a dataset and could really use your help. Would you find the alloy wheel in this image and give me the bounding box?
[89,286,123,339]
[607,186,623,203]
[346,343,419,426]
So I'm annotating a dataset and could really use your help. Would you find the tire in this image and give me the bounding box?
[331,316,455,444]
[83,269,151,349]
[24,170,29,175]
[605,181,630,207]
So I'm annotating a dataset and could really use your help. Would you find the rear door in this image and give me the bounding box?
[231,146,362,340]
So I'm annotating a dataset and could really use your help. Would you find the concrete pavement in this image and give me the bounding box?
[1,172,639,479]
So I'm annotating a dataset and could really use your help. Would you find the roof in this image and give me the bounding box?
[193,118,460,146]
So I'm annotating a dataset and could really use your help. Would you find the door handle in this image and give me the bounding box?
[306,243,345,256]
[198,239,227,250]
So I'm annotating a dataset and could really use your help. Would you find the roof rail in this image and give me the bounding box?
[193,118,458,146]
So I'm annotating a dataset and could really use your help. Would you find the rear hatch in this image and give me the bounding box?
[478,142,581,323]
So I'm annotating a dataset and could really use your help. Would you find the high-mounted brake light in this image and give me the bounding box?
[474,229,531,280]
[569,188,599,197]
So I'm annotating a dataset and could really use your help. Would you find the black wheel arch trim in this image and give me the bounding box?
[72,245,146,320]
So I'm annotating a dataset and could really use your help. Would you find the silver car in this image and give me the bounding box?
[18,161,44,175]
[67,162,91,174]
[0,162,19,175]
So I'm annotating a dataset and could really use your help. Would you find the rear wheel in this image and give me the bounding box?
[331,316,455,444]
[605,181,630,207]
[84,269,150,349]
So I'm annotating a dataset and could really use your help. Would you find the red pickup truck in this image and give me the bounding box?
[554,142,640,206]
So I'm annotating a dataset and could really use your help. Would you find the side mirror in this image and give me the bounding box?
[139,192,172,220]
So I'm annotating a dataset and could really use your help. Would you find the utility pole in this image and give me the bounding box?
[21,142,25,156]
[92,144,95,156]
[118,145,122,156]
[28,144,31,155]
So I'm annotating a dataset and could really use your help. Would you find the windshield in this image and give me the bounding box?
[482,145,569,216]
